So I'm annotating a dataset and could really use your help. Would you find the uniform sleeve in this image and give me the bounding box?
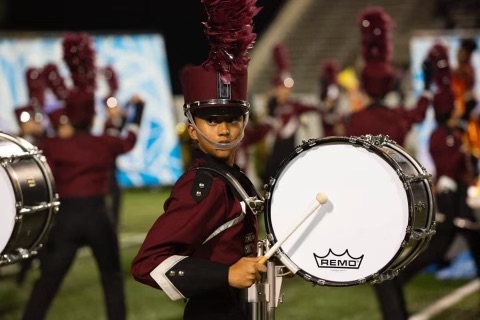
[402,90,432,125]
[429,129,471,185]
[294,102,319,115]
[102,131,137,156]
[131,170,232,301]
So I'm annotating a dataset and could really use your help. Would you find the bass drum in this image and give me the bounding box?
[0,131,59,266]
[264,135,436,286]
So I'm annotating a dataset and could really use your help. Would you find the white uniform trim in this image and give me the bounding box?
[202,201,247,244]
[150,255,188,301]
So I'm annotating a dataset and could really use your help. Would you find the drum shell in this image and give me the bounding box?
[0,132,59,266]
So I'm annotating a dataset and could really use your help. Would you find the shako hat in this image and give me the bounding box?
[426,42,455,118]
[61,32,97,127]
[47,106,70,130]
[319,59,340,101]
[358,6,395,98]
[271,43,294,88]
[181,0,261,118]
[15,105,41,124]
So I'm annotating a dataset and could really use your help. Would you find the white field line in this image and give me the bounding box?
[409,279,480,320]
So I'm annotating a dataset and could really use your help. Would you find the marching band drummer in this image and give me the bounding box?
[131,1,267,319]
[262,43,320,185]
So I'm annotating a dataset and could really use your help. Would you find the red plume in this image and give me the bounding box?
[426,43,451,89]
[358,6,393,64]
[320,59,340,85]
[358,7,396,97]
[43,63,69,101]
[201,0,262,84]
[273,43,290,73]
[271,43,294,86]
[25,67,46,108]
[103,65,119,97]
[62,32,97,90]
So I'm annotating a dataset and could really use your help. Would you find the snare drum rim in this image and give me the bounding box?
[0,131,39,155]
[263,135,418,287]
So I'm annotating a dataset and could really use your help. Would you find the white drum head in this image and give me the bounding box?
[0,167,17,254]
[266,141,409,285]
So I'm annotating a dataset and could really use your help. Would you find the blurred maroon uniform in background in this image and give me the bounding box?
[22,32,143,320]
[263,43,319,184]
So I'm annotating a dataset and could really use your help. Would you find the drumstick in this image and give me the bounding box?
[258,192,328,265]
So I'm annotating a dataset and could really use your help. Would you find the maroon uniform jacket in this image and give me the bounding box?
[429,124,474,187]
[272,100,318,139]
[131,149,260,319]
[345,92,432,146]
[38,126,138,198]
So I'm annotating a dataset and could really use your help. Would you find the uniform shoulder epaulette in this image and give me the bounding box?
[190,169,214,203]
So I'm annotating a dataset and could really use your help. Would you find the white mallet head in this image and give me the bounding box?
[316,192,328,204]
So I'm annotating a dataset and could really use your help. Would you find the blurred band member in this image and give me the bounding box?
[263,43,319,184]
[22,32,143,320]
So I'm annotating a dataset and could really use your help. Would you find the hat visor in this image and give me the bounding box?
[186,99,249,118]
[192,105,248,118]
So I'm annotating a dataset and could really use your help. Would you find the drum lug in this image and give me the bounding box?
[300,138,317,149]
[263,189,272,201]
[371,269,400,284]
[414,201,427,214]
[405,173,432,183]
[359,134,392,146]
[409,227,436,241]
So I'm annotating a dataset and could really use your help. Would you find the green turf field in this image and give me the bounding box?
[1,188,479,319]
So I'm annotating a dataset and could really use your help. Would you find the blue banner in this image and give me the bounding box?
[0,32,183,188]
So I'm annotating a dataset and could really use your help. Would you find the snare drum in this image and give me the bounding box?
[0,131,59,266]
[264,135,435,286]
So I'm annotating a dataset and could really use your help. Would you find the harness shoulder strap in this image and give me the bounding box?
[195,165,264,215]
[194,164,264,244]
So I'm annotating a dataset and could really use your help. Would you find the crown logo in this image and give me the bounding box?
[314,249,364,269]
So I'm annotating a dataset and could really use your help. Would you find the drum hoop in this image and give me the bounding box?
[0,131,38,152]
[0,133,59,263]
[264,135,434,286]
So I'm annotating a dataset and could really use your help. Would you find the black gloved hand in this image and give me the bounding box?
[131,101,145,126]
[463,98,478,121]
[422,59,434,91]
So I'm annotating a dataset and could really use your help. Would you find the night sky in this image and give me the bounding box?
[1,0,285,94]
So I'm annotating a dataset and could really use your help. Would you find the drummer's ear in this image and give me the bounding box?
[187,123,198,141]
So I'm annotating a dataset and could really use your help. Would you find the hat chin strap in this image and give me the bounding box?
[185,110,249,150]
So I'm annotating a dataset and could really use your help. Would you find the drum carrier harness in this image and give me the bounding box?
[194,163,264,244]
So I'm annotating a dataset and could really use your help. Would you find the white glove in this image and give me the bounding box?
[437,175,457,193]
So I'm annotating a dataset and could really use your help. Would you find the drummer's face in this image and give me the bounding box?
[188,114,245,165]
